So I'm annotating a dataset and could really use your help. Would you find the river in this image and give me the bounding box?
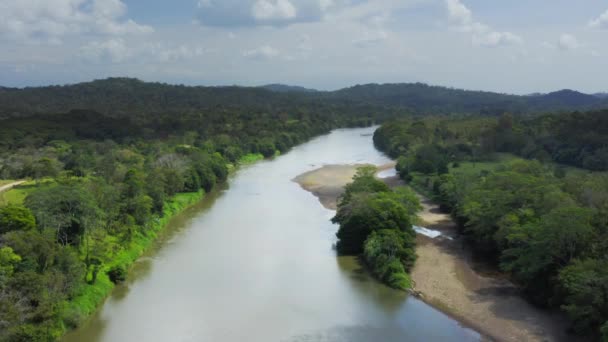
[64,127,480,342]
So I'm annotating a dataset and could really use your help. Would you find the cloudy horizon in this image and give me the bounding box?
[1,0,607,94]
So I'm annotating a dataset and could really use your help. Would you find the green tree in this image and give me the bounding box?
[558,259,608,334]
[334,193,412,255]
[25,185,101,246]
[363,229,417,289]
[338,166,389,206]
[0,204,36,234]
[0,246,21,286]
[501,206,596,302]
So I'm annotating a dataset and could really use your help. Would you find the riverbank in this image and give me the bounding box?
[63,155,266,337]
[64,190,206,332]
[293,163,573,342]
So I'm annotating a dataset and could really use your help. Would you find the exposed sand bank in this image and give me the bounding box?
[293,163,576,342]
[293,164,371,209]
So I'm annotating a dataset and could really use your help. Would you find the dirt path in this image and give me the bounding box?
[0,180,26,193]
[293,164,576,342]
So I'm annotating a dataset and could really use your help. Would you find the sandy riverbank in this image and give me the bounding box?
[293,163,575,342]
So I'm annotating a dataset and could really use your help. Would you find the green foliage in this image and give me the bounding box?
[0,204,35,234]
[363,229,416,290]
[239,153,264,165]
[375,115,608,337]
[332,167,418,290]
[338,166,389,206]
[0,246,21,283]
[25,184,102,246]
[558,259,608,335]
[334,192,412,254]
[107,265,127,284]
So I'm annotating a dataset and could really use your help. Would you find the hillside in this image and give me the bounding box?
[0,78,607,122]
[324,83,608,114]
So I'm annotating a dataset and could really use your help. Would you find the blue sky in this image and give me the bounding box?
[1,0,607,94]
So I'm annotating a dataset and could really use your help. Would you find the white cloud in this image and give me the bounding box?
[81,40,214,64]
[0,0,152,43]
[158,45,207,63]
[446,0,472,25]
[80,38,131,63]
[473,30,522,47]
[557,33,579,50]
[243,45,280,59]
[589,9,608,29]
[197,0,331,27]
[252,0,297,21]
[446,0,522,47]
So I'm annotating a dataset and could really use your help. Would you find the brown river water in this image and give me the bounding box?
[63,127,480,342]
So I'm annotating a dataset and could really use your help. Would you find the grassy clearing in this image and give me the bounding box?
[450,153,520,176]
[64,190,205,332]
[0,180,55,205]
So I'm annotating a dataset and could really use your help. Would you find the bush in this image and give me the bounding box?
[334,193,411,255]
[107,265,127,284]
[363,229,416,290]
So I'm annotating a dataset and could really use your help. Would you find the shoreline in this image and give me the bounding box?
[64,190,207,336]
[293,162,574,342]
[63,157,264,339]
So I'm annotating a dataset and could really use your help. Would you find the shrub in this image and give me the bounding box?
[108,265,127,284]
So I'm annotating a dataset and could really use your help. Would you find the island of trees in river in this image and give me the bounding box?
[0,78,607,341]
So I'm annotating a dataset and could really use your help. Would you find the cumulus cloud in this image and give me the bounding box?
[557,34,579,50]
[79,39,210,64]
[446,0,522,47]
[197,0,331,27]
[0,0,152,43]
[252,0,297,21]
[589,8,608,29]
[158,45,207,63]
[446,0,472,25]
[242,45,280,59]
[80,38,132,63]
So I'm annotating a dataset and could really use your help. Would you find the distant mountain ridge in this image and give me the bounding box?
[319,83,608,114]
[260,84,318,93]
[594,92,608,99]
[0,78,607,121]
[527,89,602,108]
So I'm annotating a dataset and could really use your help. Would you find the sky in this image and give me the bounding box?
[0,0,607,94]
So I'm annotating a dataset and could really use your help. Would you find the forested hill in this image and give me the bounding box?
[0,78,319,121]
[1,78,607,121]
[323,83,608,114]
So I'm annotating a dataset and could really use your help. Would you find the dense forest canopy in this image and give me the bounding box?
[374,113,608,340]
[1,78,607,122]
